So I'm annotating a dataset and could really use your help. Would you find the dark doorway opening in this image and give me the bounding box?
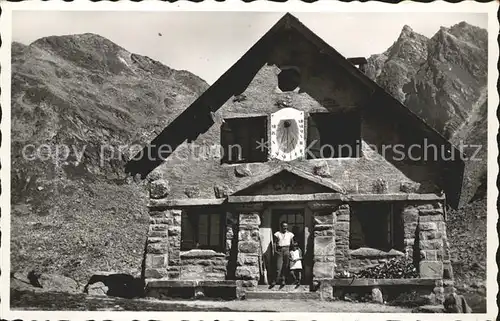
[272,208,306,285]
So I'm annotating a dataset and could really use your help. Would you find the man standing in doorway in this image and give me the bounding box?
[271,221,294,287]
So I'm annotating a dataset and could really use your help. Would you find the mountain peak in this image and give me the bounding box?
[31,33,126,53]
[452,21,478,30]
[393,24,428,46]
[401,25,414,35]
[384,24,429,65]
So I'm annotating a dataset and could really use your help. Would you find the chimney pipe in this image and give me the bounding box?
[347,57,367,73]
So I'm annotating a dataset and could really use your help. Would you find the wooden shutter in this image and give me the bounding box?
[198,214,209,247]
[209,214,221,247]
[181,213,196,250]
[307,115,321,159]
[221,121,235,163]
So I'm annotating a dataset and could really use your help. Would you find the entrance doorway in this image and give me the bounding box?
[259,206,312,286]
[272,208,306,285]
[272,209,305,254]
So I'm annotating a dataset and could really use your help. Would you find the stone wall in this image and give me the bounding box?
[145,208,230,281]
[400,201,449,282]
[144,209,181,280]
[348,249,405,273]
[180,250,226,280]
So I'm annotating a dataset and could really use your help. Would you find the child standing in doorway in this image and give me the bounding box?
[290,241,303,286]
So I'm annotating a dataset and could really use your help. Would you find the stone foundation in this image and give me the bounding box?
[330,278,446,305]
[145,280,237,299]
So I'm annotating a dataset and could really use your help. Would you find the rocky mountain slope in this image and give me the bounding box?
[366,21,488,303]
[10,33,208,282]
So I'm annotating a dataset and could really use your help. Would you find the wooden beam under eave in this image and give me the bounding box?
[228,193,343,204]
[148,198,226,209]
[227,193,445,204]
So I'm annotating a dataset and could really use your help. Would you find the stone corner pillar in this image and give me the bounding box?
[312,203,343,281]
[235,210,261,293]
[144,208,182,281]
[416,202,446,275]
[333,204,350,273]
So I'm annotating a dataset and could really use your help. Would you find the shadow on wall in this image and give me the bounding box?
[226,217,240,280]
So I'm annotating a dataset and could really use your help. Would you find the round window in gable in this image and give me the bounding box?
[278,67,301,92]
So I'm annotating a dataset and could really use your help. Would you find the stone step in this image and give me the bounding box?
[245,290,320,300]
[253,284,311,292]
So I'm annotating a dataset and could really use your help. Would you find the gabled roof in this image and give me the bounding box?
[232,164,346,196]
[125,13,465,208]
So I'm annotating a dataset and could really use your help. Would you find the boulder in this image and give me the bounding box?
[149,179,170,199]
[214,184,231,198]
[10,272,37,291]
[11,271,30,284]
[371,287,384,304]
[373,178,388,193]
[313,161,332,178]
[234,164,252,177]
[28,271,79,293]
[184,186,200,198]
[87,281,109,296]
[194,287,205,299]
[443,293,472,313]
[400,181,421,193]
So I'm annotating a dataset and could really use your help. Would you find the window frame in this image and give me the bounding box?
[181,211,225,252]
[220,115,269,165]
[349,203,404,252]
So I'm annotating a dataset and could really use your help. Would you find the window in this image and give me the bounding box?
[278,67,301,92]
[349,203,404,251]
[306,112,361,159]
[221,116,268,164]
[181,212,224,251]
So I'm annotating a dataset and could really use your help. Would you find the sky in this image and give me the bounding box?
[12,11,488,84]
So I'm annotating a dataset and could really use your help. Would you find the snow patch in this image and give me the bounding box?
[118,56,130,68]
